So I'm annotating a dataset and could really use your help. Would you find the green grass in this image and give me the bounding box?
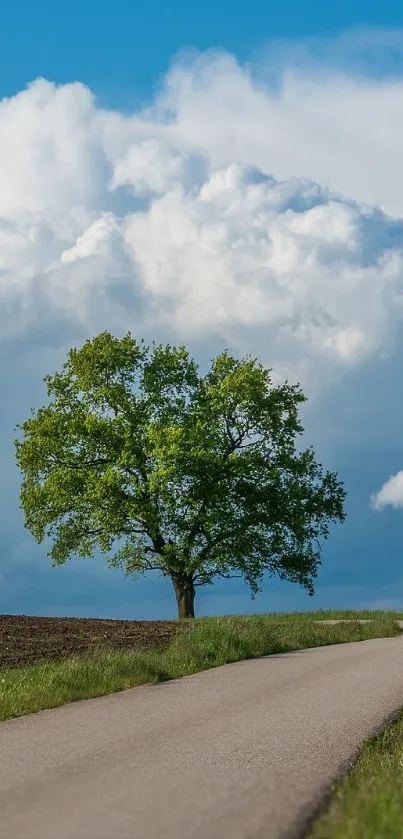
[308,709,403,839]
[0,613,400,722]
[251,609,403,622]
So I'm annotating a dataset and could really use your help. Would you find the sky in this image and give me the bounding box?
[2,3,403,620]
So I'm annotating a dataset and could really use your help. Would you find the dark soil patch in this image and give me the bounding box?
[0,613,184,669]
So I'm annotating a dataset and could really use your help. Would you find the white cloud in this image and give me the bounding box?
[371,471,403,510]
[0,65,403,390]
[121,170,403,365]
[0,79,106,214]
[153,44,403,216]
[60,213,122,263]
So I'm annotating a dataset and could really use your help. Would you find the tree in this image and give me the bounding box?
[14,331,346,619]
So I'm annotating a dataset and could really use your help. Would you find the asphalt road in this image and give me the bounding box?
[1,633,403,839]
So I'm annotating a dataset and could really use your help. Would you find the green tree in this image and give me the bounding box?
[14,331,346,619]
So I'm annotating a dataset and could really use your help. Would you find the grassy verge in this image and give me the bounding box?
[0,614,400,722]
[259,609,403,622]
[308,709,403,839]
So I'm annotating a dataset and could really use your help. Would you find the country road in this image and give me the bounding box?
[1,632,403,839]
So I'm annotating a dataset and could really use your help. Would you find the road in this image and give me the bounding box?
[1,633,403,839]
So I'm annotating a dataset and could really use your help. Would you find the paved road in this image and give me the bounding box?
[1,634,403,839]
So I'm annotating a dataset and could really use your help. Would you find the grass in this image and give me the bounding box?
[0,612,400,722]
[258,609,403,622]
[3,609,402,670]
[308,709,403,839]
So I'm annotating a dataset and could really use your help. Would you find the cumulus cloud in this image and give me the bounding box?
[1,60,403,391]
[121,168,403,359]
[371,472,403,511]
[154,42,403,216]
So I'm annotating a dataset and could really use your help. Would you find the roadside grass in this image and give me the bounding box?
[255,609,403,622]
[0,613,400,722]
[308,709,403,839]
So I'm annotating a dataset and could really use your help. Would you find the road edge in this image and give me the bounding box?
[279,705,403,839]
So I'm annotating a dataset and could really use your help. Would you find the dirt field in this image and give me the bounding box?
[0,614,184,669]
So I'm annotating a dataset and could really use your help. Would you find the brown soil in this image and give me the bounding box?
[0,613,184,669]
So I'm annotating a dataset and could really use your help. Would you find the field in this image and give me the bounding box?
[0,613,184,669]
[2,609,403,669]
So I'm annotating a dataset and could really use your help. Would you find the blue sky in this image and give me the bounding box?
[2,2,403,619]
[2,0,403,106]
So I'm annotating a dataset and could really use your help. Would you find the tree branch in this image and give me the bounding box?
[196,524,230,563]
[123,558,167,577]
[193,571,244,586]
[50,455,112,470]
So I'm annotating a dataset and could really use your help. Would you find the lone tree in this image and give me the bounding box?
[14,331,346,619]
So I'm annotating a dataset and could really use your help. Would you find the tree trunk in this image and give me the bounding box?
[171,574,196,619]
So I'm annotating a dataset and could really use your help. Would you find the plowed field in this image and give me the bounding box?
[0,614,183,669]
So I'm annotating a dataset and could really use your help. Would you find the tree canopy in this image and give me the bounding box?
[14,331,346,618]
